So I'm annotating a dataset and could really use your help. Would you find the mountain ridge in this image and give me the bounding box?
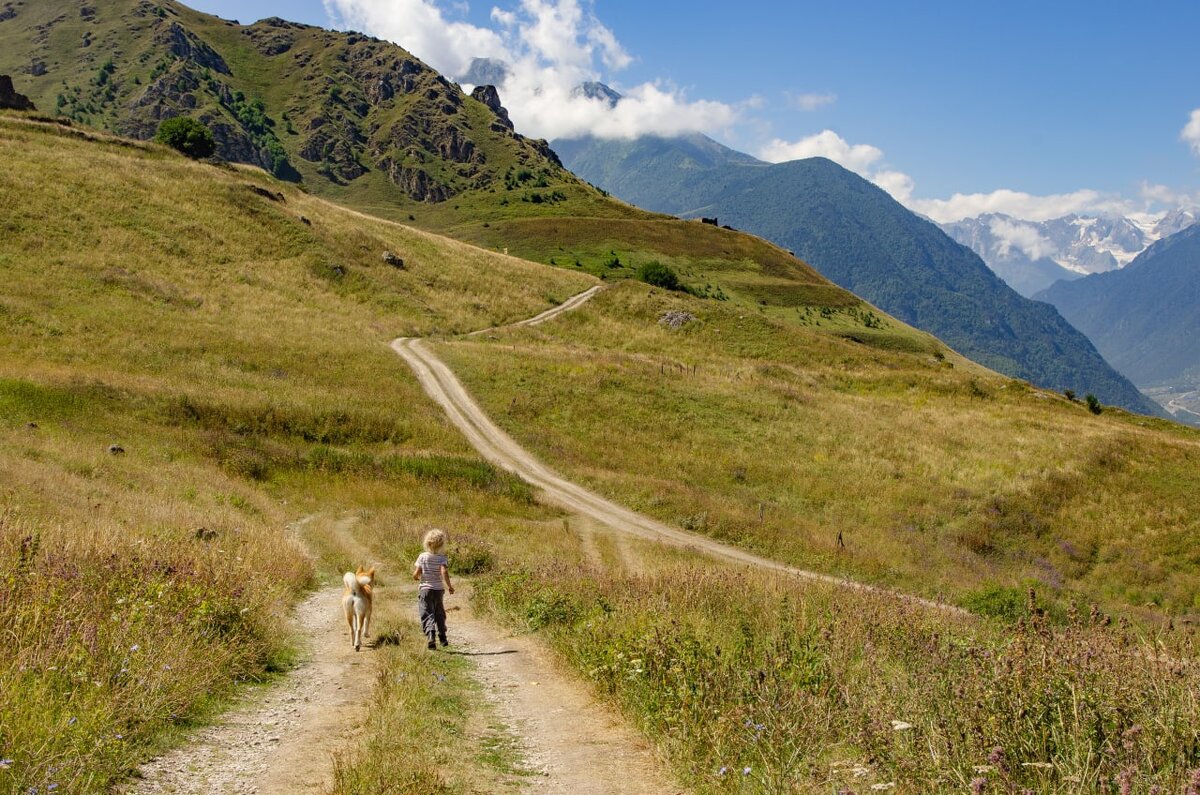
[555,133,1164,416]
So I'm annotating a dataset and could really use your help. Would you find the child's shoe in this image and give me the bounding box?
[426,634,437,650]
[439,636,449,647]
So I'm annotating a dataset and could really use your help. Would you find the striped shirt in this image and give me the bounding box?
[415,552,449,591]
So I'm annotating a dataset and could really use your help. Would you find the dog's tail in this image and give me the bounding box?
[343,570,361,597]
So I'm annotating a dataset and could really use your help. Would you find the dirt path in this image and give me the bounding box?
[391,298,956,614]
[127,586,373,795]
[432,585,679,794]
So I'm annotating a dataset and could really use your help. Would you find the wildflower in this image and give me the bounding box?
[0,759,13,769]
[743,767,752,776]
[717,766,728,777]
[67,717,77,726]
[129,644,140,652]
[115,733,123,740]
[890,720,912,731]
[987,746,1005,767]
[970,778,986,794]
[1115,769,1133,795]
[48,785,59,792]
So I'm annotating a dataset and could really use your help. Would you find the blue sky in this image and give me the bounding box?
[187,0,1200,221]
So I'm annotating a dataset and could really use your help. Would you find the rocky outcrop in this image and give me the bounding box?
[154,22,230,75]
[243,17,311,56]
[470,85,513,131]
[382,159,453,203]
[0,75,36,111]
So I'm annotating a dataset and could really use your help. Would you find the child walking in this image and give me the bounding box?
[412,528,454,650]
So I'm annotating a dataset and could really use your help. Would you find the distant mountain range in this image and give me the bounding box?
[943,210,1198,296]
[554,131,1164,416]
[1035,223,1200,423]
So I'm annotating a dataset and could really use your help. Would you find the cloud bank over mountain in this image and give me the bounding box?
[324,0,739,140]
[324,0,1198,222]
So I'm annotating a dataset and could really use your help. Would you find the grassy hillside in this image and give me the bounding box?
[2,115,1198,793]
[0,114,592,792]
[439,282,1200,619]
[0,0,899,321]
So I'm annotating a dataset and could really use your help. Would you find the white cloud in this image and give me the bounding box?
[871,170,914,204]
[988,217,1057,260]
[753,129,1140,223]
[909,188,1134,224]
[324,0,741,141]
[1140,182,1200,209]
[1181,109,1200,156]
[786,91,836,111]
[758,130,883,173]
[324,0,506,79]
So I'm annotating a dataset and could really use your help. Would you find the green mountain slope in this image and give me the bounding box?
[555,135,1163,416]
[1036,223,1200,387]
[0,0,579,208]
[0,0,882,320]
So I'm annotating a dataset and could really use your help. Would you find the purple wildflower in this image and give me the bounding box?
[970,777,986,794]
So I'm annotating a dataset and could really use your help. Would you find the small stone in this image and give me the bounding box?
[108,444,125,455]
[382,251,405,268]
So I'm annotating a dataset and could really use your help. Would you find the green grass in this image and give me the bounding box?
[0,114,588,792]
[439,281,1200,619]
[3,102,1199,795]
[475,560,1200,793]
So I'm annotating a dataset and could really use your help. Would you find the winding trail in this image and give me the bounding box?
[392,288,957,614]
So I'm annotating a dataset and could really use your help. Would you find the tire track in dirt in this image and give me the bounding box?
[126,585,373,795]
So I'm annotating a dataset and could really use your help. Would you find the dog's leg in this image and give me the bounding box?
[352,610,361,652]
[363,605,371,640]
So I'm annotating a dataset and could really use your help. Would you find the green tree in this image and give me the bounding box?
[155,116,215,159]
[1085,394,1103,415]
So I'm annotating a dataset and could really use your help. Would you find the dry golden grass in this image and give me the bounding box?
[0,115,591,792]
[440,282,1200,619]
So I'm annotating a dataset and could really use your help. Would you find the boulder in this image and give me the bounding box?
[0,75,36,111]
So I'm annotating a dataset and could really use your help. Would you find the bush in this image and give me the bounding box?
[636,261,683,291]
[155,116,215,159]
[1085,393,1103,415]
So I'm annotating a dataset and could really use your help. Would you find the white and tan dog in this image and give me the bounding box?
[341,566,375,652]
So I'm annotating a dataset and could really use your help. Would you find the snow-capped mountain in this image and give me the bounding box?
[943,209,1197,296]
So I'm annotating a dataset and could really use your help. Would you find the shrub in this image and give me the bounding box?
[1085,393,1103,415]
[636,261,682,291]
[154,116,215,159]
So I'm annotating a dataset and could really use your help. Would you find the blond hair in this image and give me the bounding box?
[423,528,447,553]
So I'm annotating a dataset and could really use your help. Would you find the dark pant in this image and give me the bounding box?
[418,588,447,642]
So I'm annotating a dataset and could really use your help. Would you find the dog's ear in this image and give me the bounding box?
[365,566,376,578]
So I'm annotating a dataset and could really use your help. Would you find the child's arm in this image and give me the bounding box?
[412,562,422,582]
[440,564,454,595]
